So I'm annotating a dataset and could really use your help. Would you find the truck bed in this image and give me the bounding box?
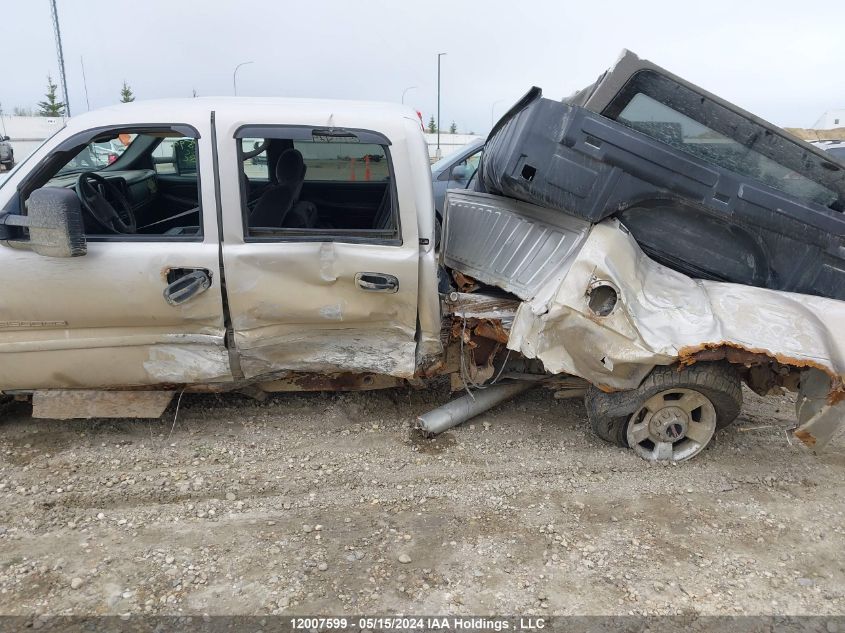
[479,87,845,300]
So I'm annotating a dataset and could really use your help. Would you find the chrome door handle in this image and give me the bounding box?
[355,272,399,293]
[163,268,212,306]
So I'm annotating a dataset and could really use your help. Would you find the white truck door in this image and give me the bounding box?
[0,120,232,390]
[215,112,421,380]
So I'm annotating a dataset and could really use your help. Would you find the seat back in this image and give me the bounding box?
[373,184,393,230]
[250,149,308,227]
[275,148,307,200]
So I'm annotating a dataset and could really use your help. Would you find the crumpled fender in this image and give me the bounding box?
[507,221,845,450]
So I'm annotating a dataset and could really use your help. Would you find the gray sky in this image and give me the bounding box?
[4,0,844,132]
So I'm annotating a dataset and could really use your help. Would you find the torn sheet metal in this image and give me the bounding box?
[32,390,174,419]
[442,291,520,323]
[495,220,845,449]
[507,220,845,383]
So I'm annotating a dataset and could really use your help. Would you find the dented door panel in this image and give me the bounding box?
[0,118,231,390]
[222,240,419,378]
[0,242,231,389]
[214,108,429,379]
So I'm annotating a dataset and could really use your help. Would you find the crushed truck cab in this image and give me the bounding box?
[0,53,843,462]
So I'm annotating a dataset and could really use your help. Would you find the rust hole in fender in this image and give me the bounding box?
[677,341,845,404]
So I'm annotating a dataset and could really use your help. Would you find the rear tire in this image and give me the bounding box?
[585,362,742,460]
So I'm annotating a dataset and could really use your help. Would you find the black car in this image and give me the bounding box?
[0,136,13,171]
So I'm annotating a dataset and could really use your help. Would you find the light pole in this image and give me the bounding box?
[401,86,417,104]
[232,61,254,96]
[436,52,447,159]
[491,99,506,127]
[49,0,70,117]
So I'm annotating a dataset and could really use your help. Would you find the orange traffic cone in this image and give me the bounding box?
[364,155,372,182]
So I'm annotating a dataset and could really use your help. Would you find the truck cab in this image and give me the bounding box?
[0,98,442,394]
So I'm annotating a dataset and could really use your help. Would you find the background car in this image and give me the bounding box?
[431,139,484,218]
[0,136,14,171]
[810,139,845,163]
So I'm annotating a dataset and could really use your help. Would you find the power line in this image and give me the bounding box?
[80,57,90,111]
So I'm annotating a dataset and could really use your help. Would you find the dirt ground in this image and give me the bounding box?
[0,384,843,618]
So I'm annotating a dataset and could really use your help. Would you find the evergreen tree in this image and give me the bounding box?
[427,116,437,134]
[37,75,66,117]
[120,81,135,103]
[449,121,457,134]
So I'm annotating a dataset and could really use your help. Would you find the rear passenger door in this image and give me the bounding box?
[215,117,420,380]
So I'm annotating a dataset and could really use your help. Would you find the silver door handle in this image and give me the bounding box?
[163,269,212,306]
[355,272,399,293]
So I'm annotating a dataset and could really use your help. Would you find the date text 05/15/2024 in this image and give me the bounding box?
[290,617,547,630]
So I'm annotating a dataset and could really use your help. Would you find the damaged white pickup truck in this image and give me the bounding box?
[0,51,843,462]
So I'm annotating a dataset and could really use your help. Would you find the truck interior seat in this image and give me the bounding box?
[372,184,393,230]
[250,149,316,228]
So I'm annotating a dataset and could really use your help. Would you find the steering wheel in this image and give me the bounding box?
[75,171,136,234]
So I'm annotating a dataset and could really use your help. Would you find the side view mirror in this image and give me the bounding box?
[0,187,87,257]
[451,164,468,181]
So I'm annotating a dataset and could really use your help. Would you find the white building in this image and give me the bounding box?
[0,115,66,162]
[812,110,845,129]
[423,132,484,162]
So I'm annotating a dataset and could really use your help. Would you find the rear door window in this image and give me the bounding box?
[616,93,836,207]
[604,70,843,209]
[235,129,399,244]
[293,141,391,182]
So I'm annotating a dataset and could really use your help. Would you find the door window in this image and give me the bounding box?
[20,128,203,239]
[152,137,198,176]
[237,130,399,244]
[241,138,270,180]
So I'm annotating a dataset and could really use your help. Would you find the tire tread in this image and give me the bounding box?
[585,362,742,448]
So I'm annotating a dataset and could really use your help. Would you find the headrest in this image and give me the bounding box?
[275,148,306,186]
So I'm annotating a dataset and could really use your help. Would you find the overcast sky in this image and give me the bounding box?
[3,0,844,133]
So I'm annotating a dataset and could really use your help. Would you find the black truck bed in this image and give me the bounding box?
[479,56,845,300]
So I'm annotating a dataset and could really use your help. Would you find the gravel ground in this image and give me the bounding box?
[0,384,843,617]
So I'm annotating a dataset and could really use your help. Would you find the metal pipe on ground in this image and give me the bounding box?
[417,380,536,436]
